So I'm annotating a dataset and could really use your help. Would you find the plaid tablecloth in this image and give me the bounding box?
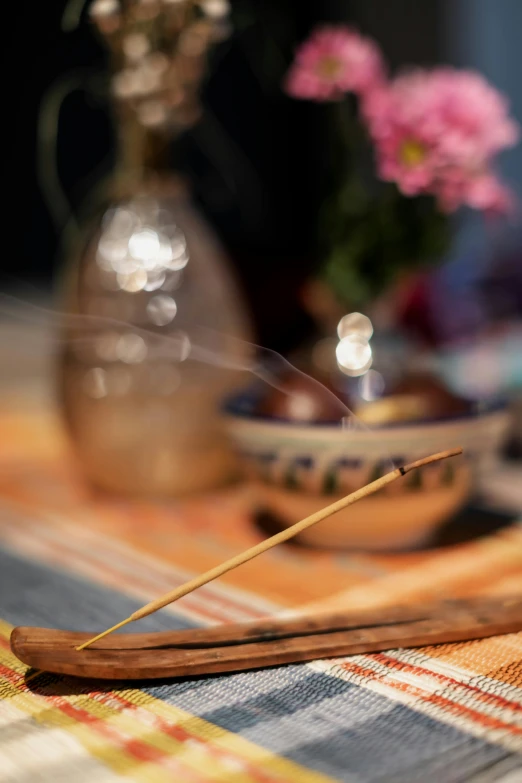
[1,399,521,782]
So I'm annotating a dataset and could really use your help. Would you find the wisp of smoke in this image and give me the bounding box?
[0,289,395,469]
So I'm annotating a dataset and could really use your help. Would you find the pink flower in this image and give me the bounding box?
[460,173,514,215]
[364,68,519,212]
[432,166,516,215]
[285,26,385,102]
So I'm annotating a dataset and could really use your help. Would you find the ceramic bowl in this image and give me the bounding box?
[224,392,509,550]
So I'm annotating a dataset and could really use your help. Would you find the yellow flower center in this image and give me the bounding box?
[317,56,342,79]
[400,140,426,167]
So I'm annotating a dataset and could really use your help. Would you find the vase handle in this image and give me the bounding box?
[37,70,108,242]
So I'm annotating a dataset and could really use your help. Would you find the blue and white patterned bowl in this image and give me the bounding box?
[224,391,509,550]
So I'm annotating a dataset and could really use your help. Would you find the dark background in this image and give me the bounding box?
[0,0,452,351]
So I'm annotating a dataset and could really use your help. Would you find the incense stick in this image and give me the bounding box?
[76,447,463,651]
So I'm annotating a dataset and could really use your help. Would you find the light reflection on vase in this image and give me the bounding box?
[59,179,251,497]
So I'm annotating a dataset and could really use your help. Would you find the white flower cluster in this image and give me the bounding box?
[89,0,231,129]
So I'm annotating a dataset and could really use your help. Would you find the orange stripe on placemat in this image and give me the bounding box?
[337,655,522,737]
[97,689,302,783]
[378,650,522,710]
[0,503,276,623]
[39,528,271,621]
[1,621,336,783]
[383,637,522,693]
[301,528,522,616]
[0,659,185,769]
[0,661,331,783]
[1,531,241,626]
[0,666,208,783]
[0,674,207,783]
[0,482,376,611]
[0,659,286,783]
[374,652,522,717]
[419,628,522,679]
[0,660,285,783]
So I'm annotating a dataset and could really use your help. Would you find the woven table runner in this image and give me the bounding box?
[0,404,521,782]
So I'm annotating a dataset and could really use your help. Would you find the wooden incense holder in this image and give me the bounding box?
[11,596,522,680]
[74,448,464,653]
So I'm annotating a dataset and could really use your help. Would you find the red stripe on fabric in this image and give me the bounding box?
[0,662,27,682]
[20,538,231,623]
[375,653,522,713]
[338,657,522,736]
[0,659,290,783]
[20,534,258,624]
[101,688,294,783]
[0,663,207,782]
[2,630,288,782]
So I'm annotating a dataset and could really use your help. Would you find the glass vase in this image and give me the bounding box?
[52,0,252,497]
[58,144,251,497]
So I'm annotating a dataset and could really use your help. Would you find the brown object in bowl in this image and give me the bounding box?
[393,373,471,416]
[257,370,351,423]
[358,373,471,426]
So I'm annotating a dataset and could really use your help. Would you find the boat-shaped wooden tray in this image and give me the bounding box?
[11,596,522,680]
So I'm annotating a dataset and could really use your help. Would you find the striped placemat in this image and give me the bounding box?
[0,406,521,782]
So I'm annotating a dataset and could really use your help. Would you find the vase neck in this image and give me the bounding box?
[114,107,175,196]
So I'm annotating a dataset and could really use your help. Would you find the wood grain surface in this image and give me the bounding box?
[11,595,522,681]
